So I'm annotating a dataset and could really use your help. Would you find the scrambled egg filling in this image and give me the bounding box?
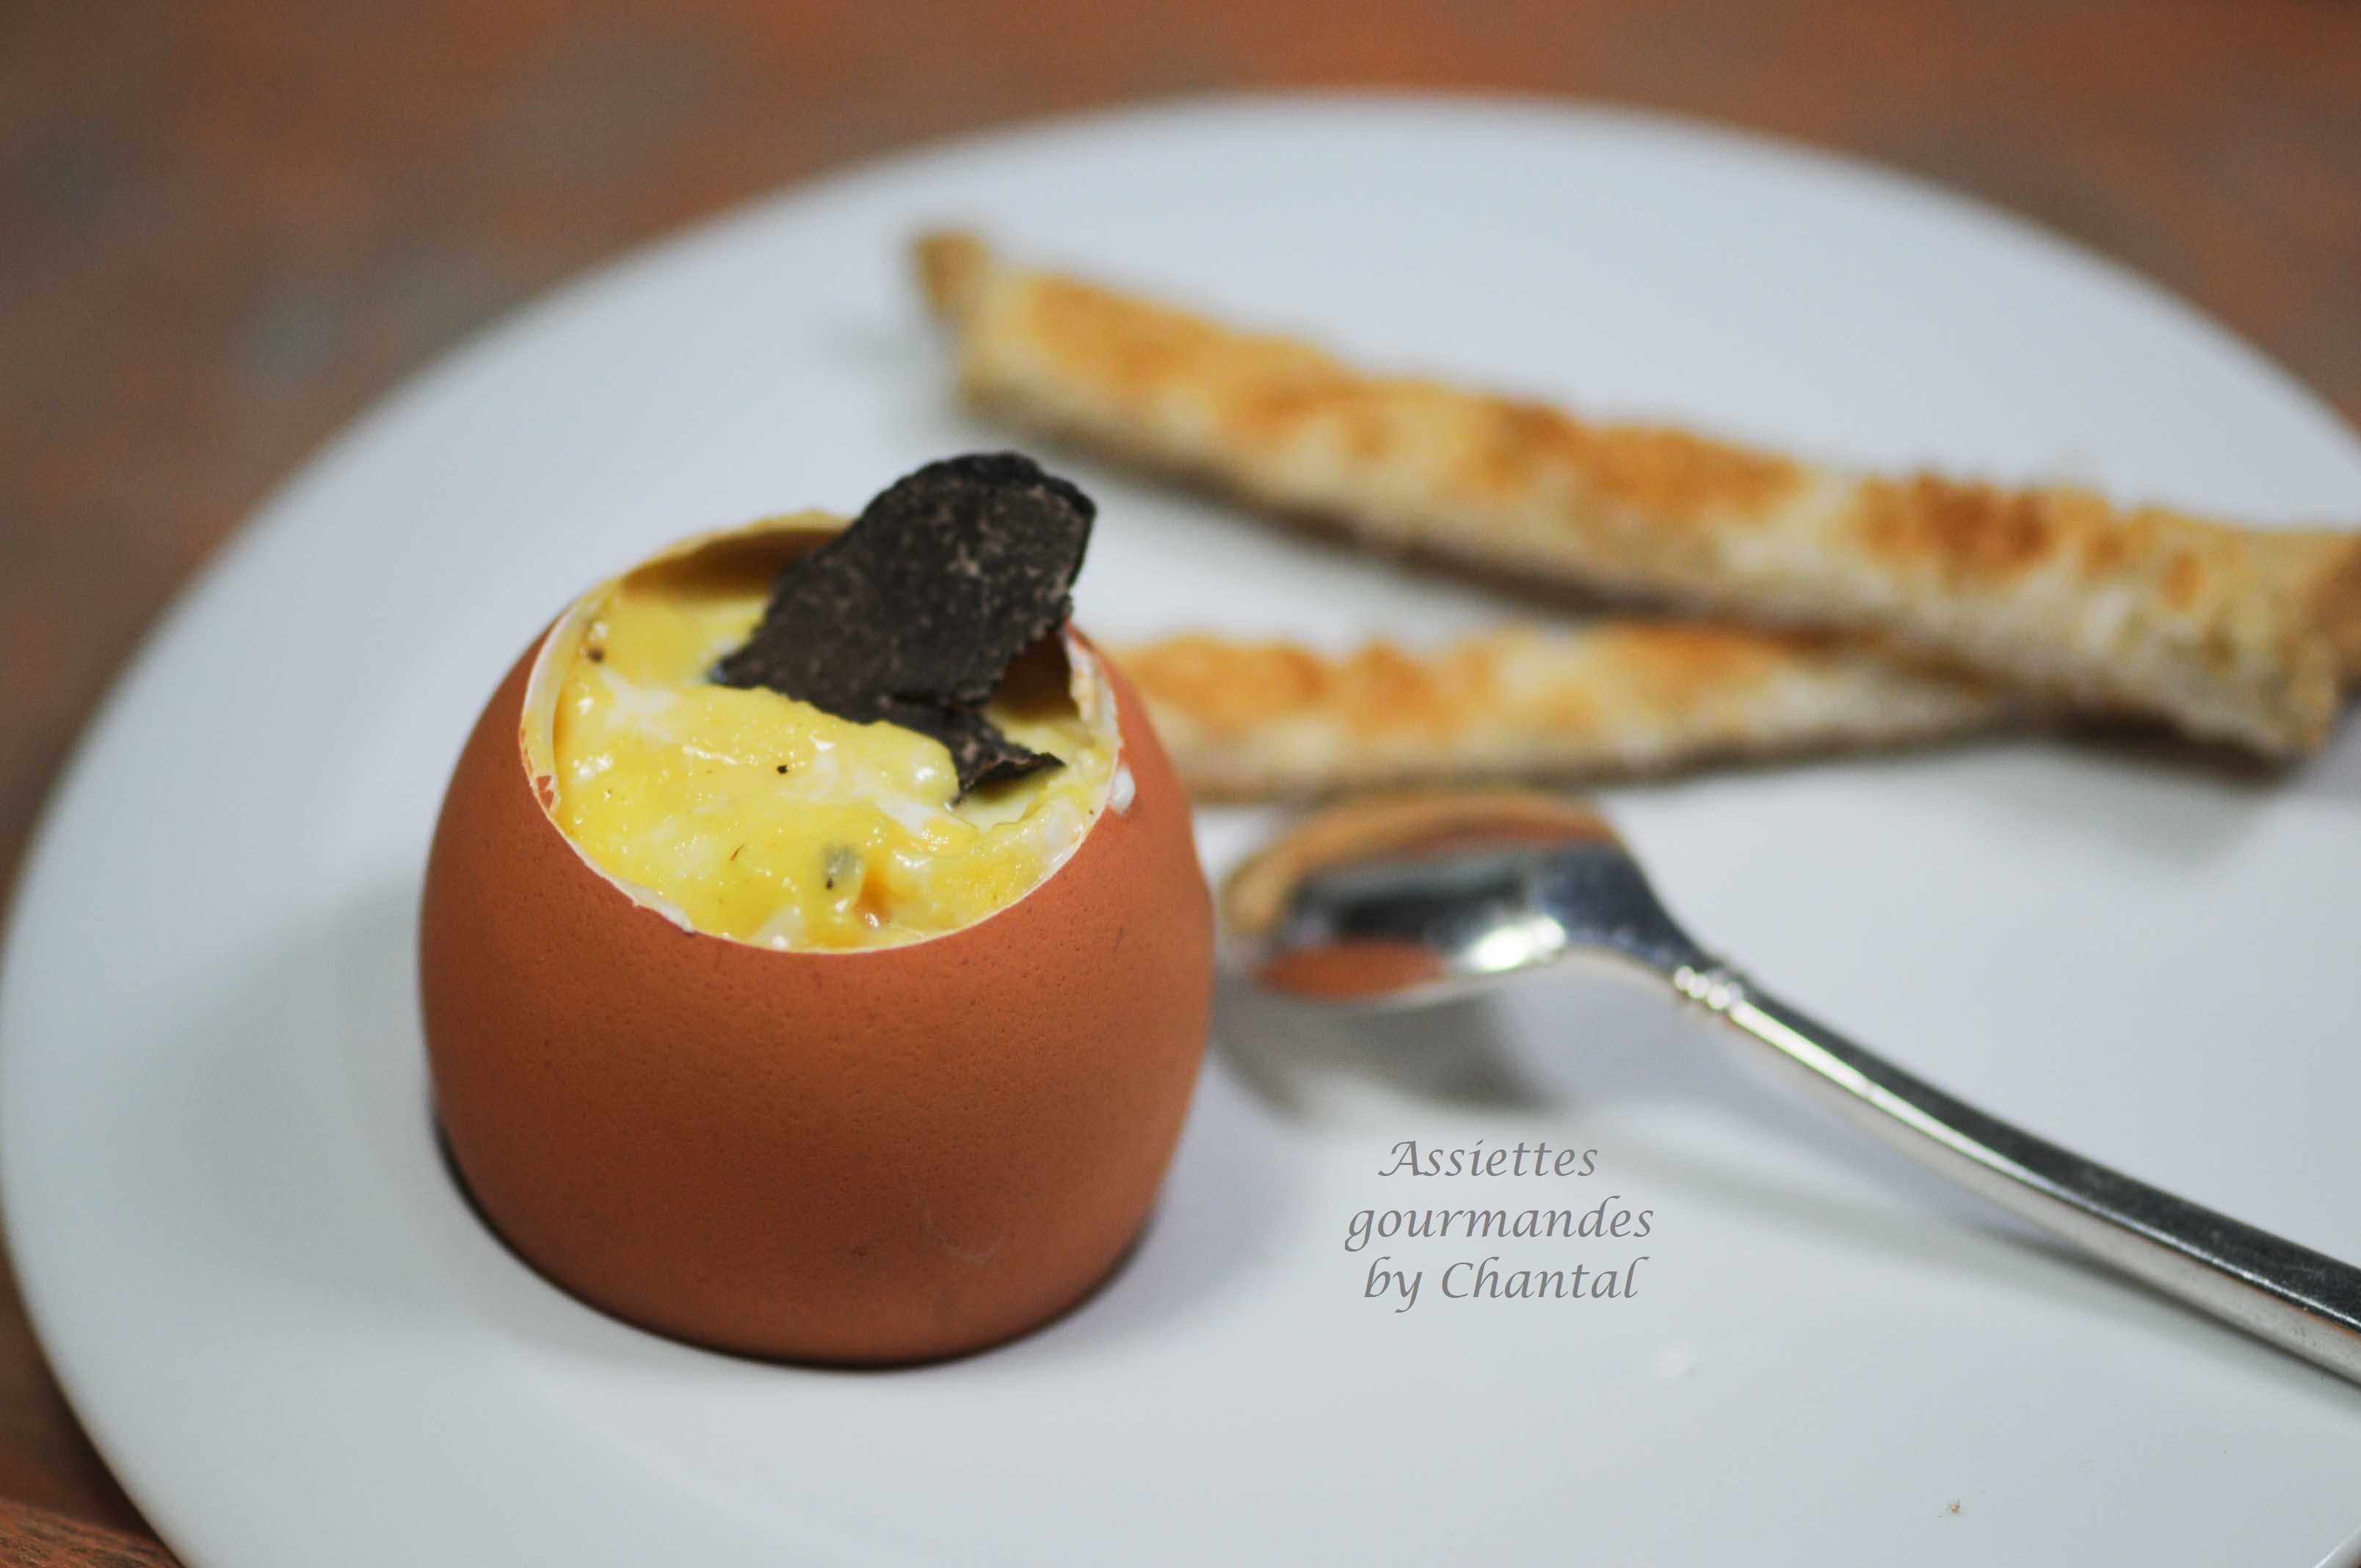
[549,551,1113,950]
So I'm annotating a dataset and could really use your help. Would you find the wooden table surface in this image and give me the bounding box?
[4,0,2358,1558]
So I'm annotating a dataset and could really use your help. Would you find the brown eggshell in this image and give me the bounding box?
[419,615,1213,1364]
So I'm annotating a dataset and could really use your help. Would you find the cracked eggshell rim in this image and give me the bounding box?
[515,513,1128,948]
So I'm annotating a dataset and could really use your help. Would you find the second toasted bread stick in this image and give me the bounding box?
[1110,624,2009,801]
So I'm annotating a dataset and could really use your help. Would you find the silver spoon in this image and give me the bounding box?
[1223,788,2361,1386]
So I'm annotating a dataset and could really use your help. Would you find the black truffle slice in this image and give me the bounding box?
[711,453,1095,793]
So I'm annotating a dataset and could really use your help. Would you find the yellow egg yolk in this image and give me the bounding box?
[548,548,1115,950]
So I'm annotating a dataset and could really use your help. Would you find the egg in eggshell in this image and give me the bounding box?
[418,511,1214,1364]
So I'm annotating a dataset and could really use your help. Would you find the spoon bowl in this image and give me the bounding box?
[1224,791,1700,1006]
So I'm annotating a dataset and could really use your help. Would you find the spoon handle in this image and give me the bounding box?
[1670,963,2361,1385]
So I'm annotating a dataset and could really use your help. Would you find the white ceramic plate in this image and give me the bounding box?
[6,95,2360,1567]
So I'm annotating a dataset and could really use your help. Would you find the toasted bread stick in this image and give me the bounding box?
[918,231,2361,755]
[1109,624,2010,801]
